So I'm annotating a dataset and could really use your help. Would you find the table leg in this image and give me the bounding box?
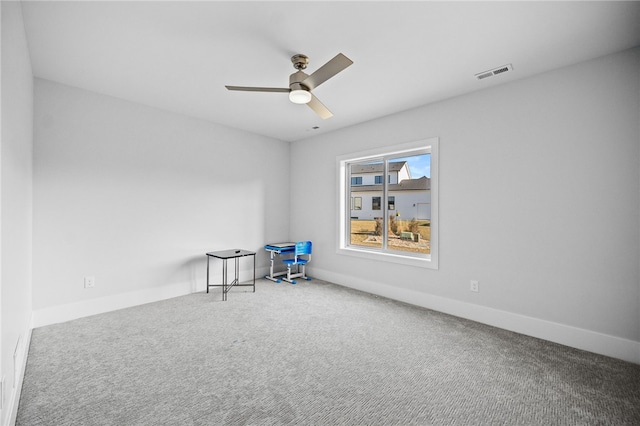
[235,257,240,287]
[222,258,227,301]
[206,255,210,293]
[269,251,275,278]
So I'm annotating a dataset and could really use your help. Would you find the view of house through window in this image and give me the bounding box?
[347,152,431,256]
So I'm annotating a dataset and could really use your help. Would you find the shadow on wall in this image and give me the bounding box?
[170,255,208,294]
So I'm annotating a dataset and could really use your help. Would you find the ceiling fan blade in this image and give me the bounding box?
[307,93,333,119]
[302,53,353,90]
[225,86,290,93]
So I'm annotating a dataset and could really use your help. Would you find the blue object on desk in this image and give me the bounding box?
[264,242,296,282]
[282,241,312,284]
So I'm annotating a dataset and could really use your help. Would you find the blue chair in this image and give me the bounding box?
[282,241,312,284]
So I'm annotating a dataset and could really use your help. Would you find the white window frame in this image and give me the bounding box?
[337,138,439,269]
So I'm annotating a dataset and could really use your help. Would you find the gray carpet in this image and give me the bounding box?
[16,279,640,425]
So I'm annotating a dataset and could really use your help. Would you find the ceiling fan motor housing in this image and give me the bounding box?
[290,70,310,91]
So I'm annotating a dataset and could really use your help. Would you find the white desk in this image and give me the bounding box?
[263,243,295,282]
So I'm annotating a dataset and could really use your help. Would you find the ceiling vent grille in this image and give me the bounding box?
[475,64,513,80]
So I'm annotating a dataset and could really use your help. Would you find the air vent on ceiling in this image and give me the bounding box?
[475,64,513,80]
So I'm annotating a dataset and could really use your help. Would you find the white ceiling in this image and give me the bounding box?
[20,1,640,142]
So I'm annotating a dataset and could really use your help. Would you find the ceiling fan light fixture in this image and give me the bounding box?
[289,89,312,104]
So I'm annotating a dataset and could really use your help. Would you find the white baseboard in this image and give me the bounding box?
[32,267,270,329]
[5,323,32,426]
[32,282,194,328]
[311,267,640,365]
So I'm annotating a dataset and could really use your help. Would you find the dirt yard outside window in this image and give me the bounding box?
[350,219,431,254]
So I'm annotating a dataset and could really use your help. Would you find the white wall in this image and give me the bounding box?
[1,1,34,424]
[290,48,640,363]
[32,79,290,323]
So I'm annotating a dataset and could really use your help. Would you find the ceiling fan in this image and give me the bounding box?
[225,53,353,119]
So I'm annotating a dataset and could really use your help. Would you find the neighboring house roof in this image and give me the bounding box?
[351,176,430,191]
[350,161,407,174]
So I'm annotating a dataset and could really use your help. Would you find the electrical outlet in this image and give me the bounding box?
[470,280,479,293]
[84,276,95,288]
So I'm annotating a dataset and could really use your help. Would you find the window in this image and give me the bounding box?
[351,176,362,185]
[351,197,362,210]
[337,138,438,269]
[372,196,381,210]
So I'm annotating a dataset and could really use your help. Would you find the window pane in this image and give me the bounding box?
[372,196,381,210]
[354,197,362,210]
[349,161,383,249]
[385,154,431,255]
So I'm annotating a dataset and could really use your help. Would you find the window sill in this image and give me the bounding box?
[337,246,438,270]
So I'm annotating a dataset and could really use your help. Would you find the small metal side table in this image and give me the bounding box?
[206,249,256,301]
